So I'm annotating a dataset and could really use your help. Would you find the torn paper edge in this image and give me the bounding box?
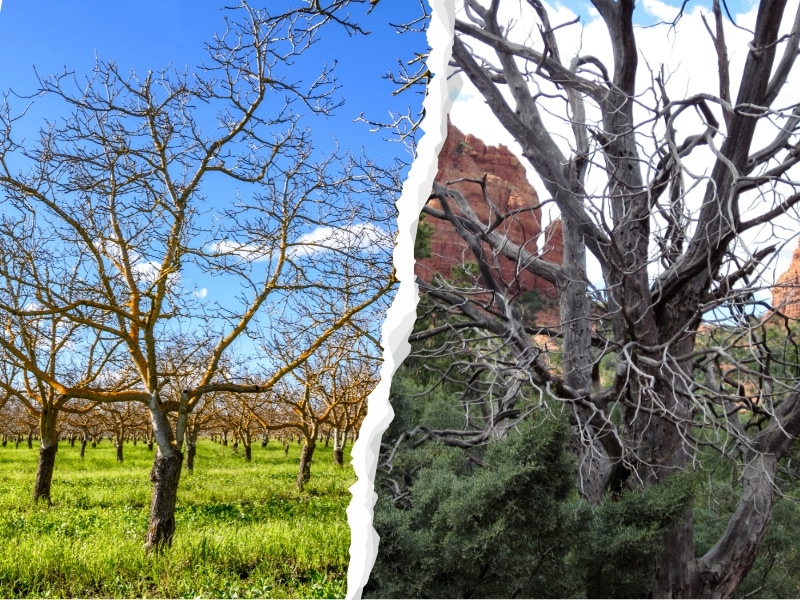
[344,1,458,598]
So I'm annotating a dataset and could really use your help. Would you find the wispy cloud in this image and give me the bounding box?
[288,223,390,257]
[208,223,391,263]
[207,240,274,262]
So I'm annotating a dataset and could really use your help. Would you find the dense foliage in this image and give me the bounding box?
[369,390,701,598]
[372,313,800,598]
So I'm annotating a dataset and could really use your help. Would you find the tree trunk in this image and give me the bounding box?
[296,439,316,491]
[333,427,349,466]
[115,441,124,463]
[79,431,88,459]
[33,408,60,504]
[240,429,251,462]
[33,445,58,503]
[144,452,183,552]
[185,442,196,473]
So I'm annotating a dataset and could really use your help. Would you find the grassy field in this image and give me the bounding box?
[0,438,353,598]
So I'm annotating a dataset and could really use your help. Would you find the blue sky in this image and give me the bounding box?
[0,1,426,158]
[0,1,431,375]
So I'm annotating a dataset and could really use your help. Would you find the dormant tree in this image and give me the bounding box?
[0,240,119,501]
[386,0,800,596]
[99,401,149,463]
[0,2,395,552]
[182,394,219,473]
[323,334,376,465]
[215,390,261,462]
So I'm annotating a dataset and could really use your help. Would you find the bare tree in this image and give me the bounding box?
[0,234,120,501]
[0,2,397,552]
[380,0,800,596]
[99,401,149,463]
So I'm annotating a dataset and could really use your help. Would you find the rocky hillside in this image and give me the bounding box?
[415,119,561,326]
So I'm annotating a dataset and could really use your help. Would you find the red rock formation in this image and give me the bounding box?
[416,119,561,325]
[773,239,800,319]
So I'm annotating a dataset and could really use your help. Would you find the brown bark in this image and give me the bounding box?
[115,442,124,463]
[185,442,196,473]
[296,439,316,491]
[144,452,183,553]
[33,445,58,503]
[79,430,88,459]
[333,448,344,466]
[33,408,60,503]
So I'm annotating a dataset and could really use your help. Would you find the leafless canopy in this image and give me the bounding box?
[0,0,403,549]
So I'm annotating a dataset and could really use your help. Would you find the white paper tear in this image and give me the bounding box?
[344,1,458,598]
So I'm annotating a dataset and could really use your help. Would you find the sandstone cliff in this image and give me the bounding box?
[415,119,561,325]
[773,240,800,319]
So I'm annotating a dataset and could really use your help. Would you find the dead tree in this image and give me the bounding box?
[386,0,800,596]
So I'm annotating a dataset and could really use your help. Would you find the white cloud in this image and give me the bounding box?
[289,223,391,257]
[209,223,391,263]
[207,240,272,262]
[194,288,208,299]
[641,0,687,22]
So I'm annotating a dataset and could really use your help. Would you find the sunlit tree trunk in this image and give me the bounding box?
[297,423,319,491]
[144,394,183,553]
[145,451,183,552]
[33,407,59,503]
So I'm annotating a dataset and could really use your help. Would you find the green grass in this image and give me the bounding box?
[0,438,354,598]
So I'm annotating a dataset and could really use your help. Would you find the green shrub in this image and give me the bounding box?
[368,418,579,598]
[569,473,695,598]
